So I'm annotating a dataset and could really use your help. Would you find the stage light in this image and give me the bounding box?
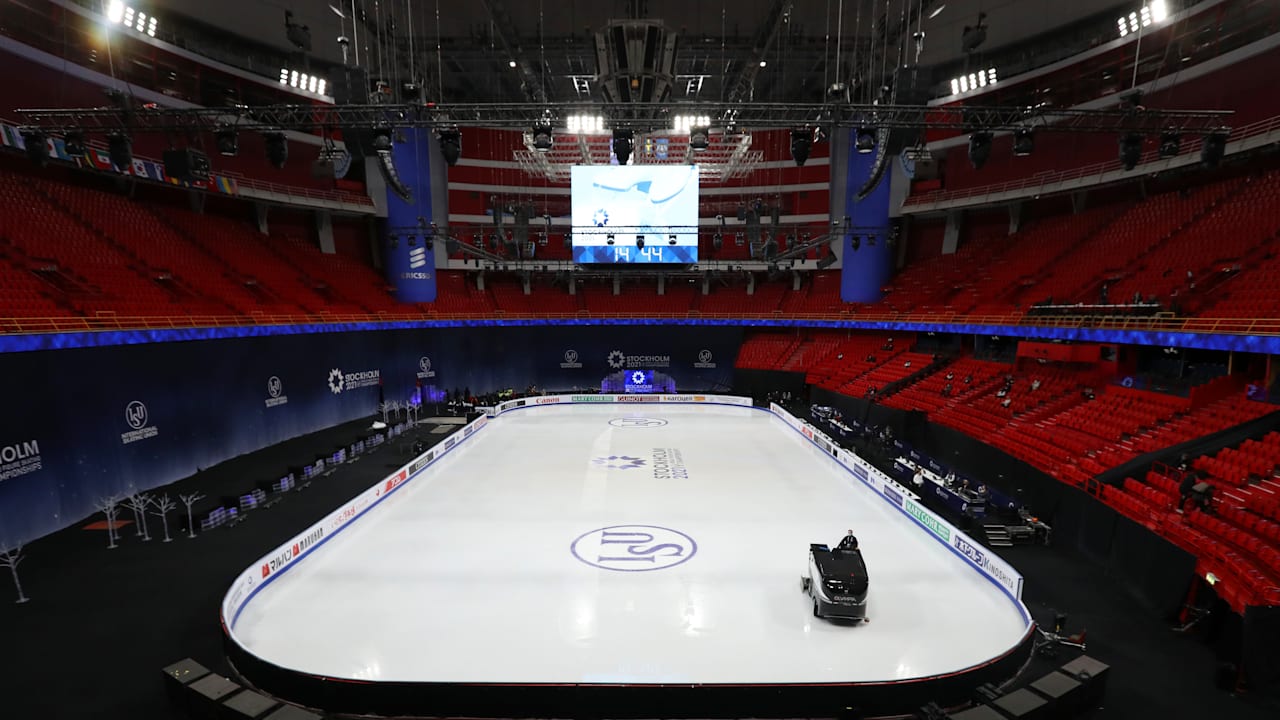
[968,131,992,169]
[20,129,48,166]
[279,67,327,94]
[1200,131,1227,168]
[508,60,517,68]
[855,127,876,153]
[264,132,288,169]
[107,132,132,170]
[1119,1,1168,38]
[689,125,711,151]
[612,129,633,165]
[63,131,85,157]
[668,234,678,245]
[636,235,645,249]
[215,126,238,156]
[107,2,158,37]
[948,68,996,96]
[606,234,615,245]
[850,235,861,251]
[1119,132,1143,170]
[673,115,712,133]
[438,129,461,166]
[1158,130,1181,158]
[1012,128,1034,157]
[567,114,604,133]
[790,128,812,166]
[531,124,554,151]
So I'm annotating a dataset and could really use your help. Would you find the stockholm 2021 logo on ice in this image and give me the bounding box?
[571,525,697,572]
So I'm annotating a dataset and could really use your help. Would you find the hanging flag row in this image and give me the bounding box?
[0,121,239,195]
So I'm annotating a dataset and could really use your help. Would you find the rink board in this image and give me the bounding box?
[222,395,1035,716]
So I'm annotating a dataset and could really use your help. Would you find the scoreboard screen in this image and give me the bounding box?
[571,165,699,264]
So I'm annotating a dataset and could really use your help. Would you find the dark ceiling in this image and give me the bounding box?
[151,0,1134,103]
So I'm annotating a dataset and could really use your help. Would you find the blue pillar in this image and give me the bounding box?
[840,130,893,303]
[383,127,437,303]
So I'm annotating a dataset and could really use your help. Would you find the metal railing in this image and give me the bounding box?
[904,115,1280,209]
[4,309,1280,338]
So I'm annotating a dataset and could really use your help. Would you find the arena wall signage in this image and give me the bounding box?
[770,402,1025,603]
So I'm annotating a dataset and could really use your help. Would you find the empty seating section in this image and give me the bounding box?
[735,333,802,370]
[840,352,934,399]
[1105,172,1280,307]
[880,358,1008,414]
[802,335,899,390]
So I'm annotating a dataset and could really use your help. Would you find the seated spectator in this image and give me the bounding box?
[1001,397,1012,408]
[903,360,912,368]
[942,383,953,396]
[963,374,972,384]
[996,388,1007,398]
[946,371,955,381]
[1031,379,1041,391]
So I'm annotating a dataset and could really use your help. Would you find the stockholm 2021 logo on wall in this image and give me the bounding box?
[570,525,697,572]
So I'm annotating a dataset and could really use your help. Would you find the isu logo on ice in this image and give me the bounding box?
[570,525,697,572]
[607,417,668,428]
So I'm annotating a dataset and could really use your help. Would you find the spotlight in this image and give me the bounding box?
[388,234,399,249]
[63,131,85,157]
[264,132,288,169]
[968,131,992,169]
[1012,128,1034,157]
[689,125,711,151]
[1200,131,1227,169]
[668,234,678,245]
[612,129,633,165]
[215,126,239,157]
[1119,132,1143,170]
[532,124,554,152]
[636,235,645,249]
[790,128,812,166]
[20,129,48,166]
[712,232,723,251]
[606,234,615,245]
[855,127,876,154]
[438,129,461,166]
[107,132,132,170]
[1158,130,1181,158]
[851,235,861,252]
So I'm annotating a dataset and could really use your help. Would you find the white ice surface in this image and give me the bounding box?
[232,404,1029,684]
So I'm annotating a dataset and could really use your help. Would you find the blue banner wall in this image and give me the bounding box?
[840,130,894,303]
[383,127,437,302]
[0,326,740,544]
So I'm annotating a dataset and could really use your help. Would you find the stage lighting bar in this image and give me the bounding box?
[107,1,157,37]
[949,68,998,96]
[1118,1,1168,38]
[566,114,605,133]
[673,114,712,133]
[278,68,327,96]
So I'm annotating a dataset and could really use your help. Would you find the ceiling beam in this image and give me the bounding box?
[478,0,548,104]
[725,1,793,105]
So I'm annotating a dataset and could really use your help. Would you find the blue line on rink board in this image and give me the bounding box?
[227,419,486,631]
[3,317,1275,354]
[227,400,1030,641]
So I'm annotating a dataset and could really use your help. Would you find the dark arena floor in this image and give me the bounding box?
[0,413,1276,720]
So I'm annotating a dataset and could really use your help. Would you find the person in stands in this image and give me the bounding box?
[837,530,859,552]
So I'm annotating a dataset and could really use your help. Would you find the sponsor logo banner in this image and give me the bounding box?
[329,367,380,394]
[535,397,562,405]
[905,499,951,542]
[852,463,869,480]
[883,486,904,507]
[606,349,671,369]
[953,533,1020,596]
[616,395,660,403]
[570,395,614,403]
[0,439,42,482]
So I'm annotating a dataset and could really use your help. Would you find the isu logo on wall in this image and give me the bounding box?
[560,349,583,369]
[416,357,436,379]
[265,376,288,408]
[693,349,717,369]
[120,400,159,445]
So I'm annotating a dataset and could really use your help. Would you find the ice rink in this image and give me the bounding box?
[231,404,1030,685]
